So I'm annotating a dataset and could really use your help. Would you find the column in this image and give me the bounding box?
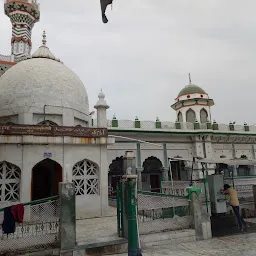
[136,143,143,189]
[162,143,169,181]
[59,182,76,253]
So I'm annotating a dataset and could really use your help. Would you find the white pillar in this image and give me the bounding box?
[94,90,109,128]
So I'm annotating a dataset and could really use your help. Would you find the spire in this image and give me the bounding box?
[42,30,47,46]
[189,73,192,85]
[32,31,62,63]
[94,89,109,109]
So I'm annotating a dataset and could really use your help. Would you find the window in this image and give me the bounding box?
[0,161,21,202]
[186,109,196,123]
[72,159,99,195]
[200,108,208,123]
[178,112,183,122]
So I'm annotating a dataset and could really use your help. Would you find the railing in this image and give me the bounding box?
[0,196,60,254]
[137,190,192,235]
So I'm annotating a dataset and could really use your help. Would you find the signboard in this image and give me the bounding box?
[44,152,52,158]
[0,125,108,138]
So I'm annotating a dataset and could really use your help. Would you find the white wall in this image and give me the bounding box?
[0,142,109,219]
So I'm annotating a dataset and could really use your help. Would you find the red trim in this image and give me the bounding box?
[0,61,16,65]
[11,37,32,46]
[4,0,33,8]
[175,92,208,101]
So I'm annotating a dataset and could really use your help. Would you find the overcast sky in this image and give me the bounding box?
[0,0,255,124]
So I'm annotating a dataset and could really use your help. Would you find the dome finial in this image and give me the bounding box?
[42,30,47,46]
[189,73,192,85]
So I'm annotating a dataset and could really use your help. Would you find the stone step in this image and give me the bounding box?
[17,230,196,256]
[140,229,196,247]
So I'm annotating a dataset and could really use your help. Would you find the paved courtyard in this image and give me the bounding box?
[111,233,256,256]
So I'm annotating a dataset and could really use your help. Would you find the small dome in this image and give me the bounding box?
[178,84,206,97]
[0,58,89,116]
[32,31,61,62]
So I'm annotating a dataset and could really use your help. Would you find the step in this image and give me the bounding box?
[140,229,196,247]
[17,230,195,256]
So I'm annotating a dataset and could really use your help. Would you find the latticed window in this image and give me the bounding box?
[72,160,99,196]
[38,120,58,126]
[0,161,21,202]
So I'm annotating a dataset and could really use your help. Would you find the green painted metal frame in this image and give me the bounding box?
[116,181,124,237]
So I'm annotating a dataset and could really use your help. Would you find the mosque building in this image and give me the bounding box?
[1,0,256,215]
[0,0,114,219]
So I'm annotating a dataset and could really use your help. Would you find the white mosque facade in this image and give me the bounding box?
[1,0,256,216]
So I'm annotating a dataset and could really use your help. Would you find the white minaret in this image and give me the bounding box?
[94,90,109,128]
[171,74,215,123]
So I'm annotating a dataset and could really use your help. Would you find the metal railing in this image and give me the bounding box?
[0,196,60,254]
[137,190,192,235]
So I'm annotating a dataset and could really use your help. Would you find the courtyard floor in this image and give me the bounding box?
[111,232,256,256]
[76,206,120,245]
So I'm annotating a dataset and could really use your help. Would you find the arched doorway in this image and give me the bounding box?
[31,159,62,201]
[142,157,162,192]
[108,156,124,196]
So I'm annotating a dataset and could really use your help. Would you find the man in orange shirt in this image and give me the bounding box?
[224,184,248,231]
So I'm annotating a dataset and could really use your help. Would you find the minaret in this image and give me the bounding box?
[4,0,40,62]
[94,90,109,128]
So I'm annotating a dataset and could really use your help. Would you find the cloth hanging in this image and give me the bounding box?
[11,204,24,223]
[100,0,113,23]
[2,206,15,234]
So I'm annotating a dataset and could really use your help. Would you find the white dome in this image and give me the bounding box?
[0,58,89,117]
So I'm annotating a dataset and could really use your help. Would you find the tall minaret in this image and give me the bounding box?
[4,0,40,62]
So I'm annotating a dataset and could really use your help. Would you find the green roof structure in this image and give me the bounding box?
[178,84,206,97]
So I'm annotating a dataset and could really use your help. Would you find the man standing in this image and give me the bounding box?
[224,184,248,231]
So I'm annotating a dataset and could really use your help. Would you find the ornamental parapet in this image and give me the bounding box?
[4,0,40,10]
[92,117,256,134]
[0,54,12,62]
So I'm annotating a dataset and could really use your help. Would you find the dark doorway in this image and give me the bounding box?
[31,159,62,201]
[143,156,162,192]
[150,174,160,192]
[108,156,124,196]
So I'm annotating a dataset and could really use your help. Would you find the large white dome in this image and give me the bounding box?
[0,57,89,117]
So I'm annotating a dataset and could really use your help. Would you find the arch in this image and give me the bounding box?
[109,156,124,175]
[177,111,183,122]
[108,156,124,195]
[31,159,62,201]
[142,156,163,192]
[38,120,58,126]
[200,108,208,123]
[72,159,99,196]
[142,156,163,173]
[0,161,21,202]
[186,108,196,123]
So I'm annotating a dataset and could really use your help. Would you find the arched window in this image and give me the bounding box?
[200,108,208,123]
[72,159,99,196]
[38,120,58,126]
[0,161,21,202]
[186,109,196,123]
[177,112,183,122]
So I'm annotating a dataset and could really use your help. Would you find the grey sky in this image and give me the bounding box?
[0,0,255,124]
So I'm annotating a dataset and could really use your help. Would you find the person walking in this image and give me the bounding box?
[224,184,248,231]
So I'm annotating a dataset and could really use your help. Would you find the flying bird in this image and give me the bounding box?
[100,0,113,23]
